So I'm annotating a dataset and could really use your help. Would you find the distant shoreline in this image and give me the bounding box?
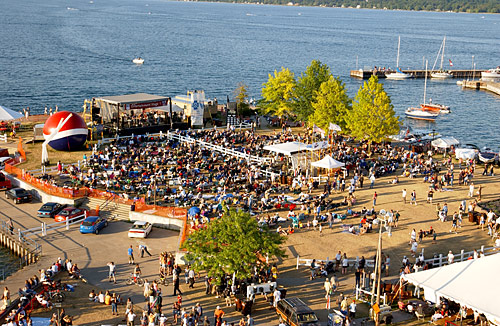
[175,0,500,14]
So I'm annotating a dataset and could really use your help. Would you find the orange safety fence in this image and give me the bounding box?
[5,162,190,244]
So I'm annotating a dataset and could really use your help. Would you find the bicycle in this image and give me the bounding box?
[48,289,65,303]
[154,276,169,286]
[126,273,144,286]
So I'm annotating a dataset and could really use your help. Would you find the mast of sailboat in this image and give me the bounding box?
[396,35,401,68]
[431,37,444,73]
[439,36,446,71]
[423,60,428,104]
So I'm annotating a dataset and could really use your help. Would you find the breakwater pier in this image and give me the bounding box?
[459,80,500,96]
[350,69,485,79]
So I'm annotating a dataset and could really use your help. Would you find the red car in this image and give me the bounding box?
[54,207,88,222]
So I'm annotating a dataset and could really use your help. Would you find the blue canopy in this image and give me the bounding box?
[188,206,201,216]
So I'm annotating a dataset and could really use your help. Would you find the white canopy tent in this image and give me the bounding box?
[455,148,478,160]
[431,136,460,149]
[263,142,306,156]
[402,253,500,324]
[0,105,23,121]
[311,155,345,169]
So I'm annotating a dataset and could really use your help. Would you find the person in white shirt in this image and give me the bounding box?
[273,288,281,307]
[447,250,454,264]
[126,311,136,326]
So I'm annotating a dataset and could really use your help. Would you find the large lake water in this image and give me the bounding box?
[0,0,499,144]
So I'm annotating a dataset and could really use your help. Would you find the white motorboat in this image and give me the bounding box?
[405,108,439,121]
[132,57,144,65]
[431,36,453,79]
[478,148,498,164]
[385,36,411,80]
[481,67,500,79]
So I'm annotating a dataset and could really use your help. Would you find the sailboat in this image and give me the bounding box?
[405,61,443,121]
[385,36,411,80]
[420,61,450,113]
[431,36,453,79]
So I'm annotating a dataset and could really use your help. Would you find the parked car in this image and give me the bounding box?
[0,171,11,190]
[80,216,108,235]
[128,221,153,238]
[276,298,320,326]
[5,187,32,204]
[54,206,87,222]
[37,203,67,218]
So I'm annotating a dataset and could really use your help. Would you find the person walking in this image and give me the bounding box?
[410,190,417,205]
[369,174,375,189]
[107,262,117,284]
[188,267,196,288]
[173,265,183,296]
[126,310,136,326]
[402,189,407,204]
[128,245,135,264]
[372,192,377,207]
[469,182,475,198]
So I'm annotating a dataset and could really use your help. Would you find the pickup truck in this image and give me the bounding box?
[0,172,11,190]
[5,187,33,204]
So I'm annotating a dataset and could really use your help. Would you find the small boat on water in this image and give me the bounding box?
[481,67,500,79]
[385,36,411,80]
[133,57,144,65]
[431,36,453,79]
[405,107,439,121]
[478,148,498,163]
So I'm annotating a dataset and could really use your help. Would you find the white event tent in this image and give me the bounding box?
[311,155,345,169]
[0,105,23,121]
[431,136,460,149]
[263,142,306,156]
[402,253,500,324]
[263,141,330,157]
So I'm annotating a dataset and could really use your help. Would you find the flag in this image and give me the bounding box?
[329,122,342,132]
[449,59,453,67]
[313,124,326,136]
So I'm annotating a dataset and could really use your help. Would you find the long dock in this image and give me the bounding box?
[459,80,500,96]
[350,69,485,79]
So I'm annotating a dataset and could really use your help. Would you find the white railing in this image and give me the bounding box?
[20,213,86,238]
[227,122,253,130]
[421,245,499,267]
[296,255,375,270]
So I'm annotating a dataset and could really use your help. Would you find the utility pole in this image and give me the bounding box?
[370,219,383,326]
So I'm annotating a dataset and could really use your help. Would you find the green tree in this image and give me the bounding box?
[233,82,251,116]
[181,207,286,283]
[346,76,400,144]
[259,67,296,118]
[293,60,332,121]
[308,76,352,132]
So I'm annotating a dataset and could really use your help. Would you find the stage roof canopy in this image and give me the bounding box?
[96,93,168,105]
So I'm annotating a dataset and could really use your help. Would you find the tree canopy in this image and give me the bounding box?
[308,76,352,132]
[201,0,499,13]
[346,75,400,143]
[259,67,296,118]
[181,207,286,282]
[293,60,332,121]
